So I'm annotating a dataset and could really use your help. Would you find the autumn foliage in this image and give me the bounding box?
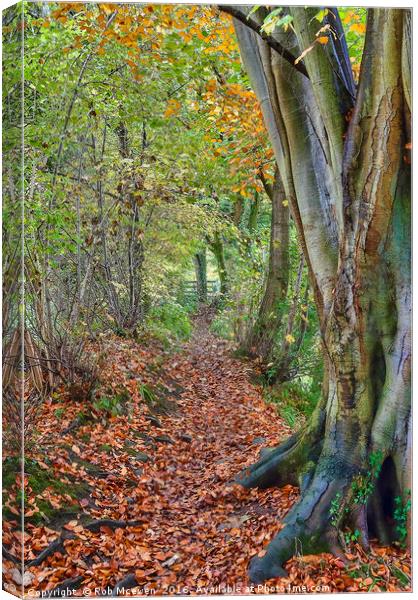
[2,2,411,597]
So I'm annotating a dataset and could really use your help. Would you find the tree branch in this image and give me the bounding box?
[257,169,273,199]
[219,5,309,79]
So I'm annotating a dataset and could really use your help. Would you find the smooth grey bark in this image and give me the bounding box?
[232,6,411,581]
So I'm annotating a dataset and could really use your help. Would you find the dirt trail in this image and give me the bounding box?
[3,319,410,595]
[122,320,297,592]
[3,320,297,596]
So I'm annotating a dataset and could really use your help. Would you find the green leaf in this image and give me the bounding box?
[312,8,329,24]
[247,5,261,19]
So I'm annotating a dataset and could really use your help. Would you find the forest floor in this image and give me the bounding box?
[2,315,411,596]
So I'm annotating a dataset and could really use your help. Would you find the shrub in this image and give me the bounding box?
[394,491,411,546]
[146,301,192,346]
[209,310,235,339]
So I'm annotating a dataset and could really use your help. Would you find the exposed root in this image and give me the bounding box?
[47,576,85,598]
[236,399,326,490]
[247,477,347,583]
[27,520,144,567]
[27,536,71,567]
[236,422,324,490]
[83,518,144,532]
[350,504,370,551]
[236,433,301,488]
[111,573,138,596]
[2,545,21,565]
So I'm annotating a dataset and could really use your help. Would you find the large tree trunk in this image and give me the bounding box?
[244,167,289,360]
[231,6,411,582]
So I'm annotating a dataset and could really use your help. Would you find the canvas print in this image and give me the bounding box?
[2,1,412,597]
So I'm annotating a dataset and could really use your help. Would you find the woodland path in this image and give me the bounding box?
[3,318,409,595]
[111,315,298,593]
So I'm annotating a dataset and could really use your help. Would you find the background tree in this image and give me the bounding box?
[243,166,289,361]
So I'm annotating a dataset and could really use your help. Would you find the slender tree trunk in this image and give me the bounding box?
[247,191,260,233]
[116,120,145,330]
[243,168,289,360]
[210,231,228,296]
[194,249,208,304]
[232,195,244,227]
[270,253,305,382]
[231,7,411,581]
[93,125,122,327]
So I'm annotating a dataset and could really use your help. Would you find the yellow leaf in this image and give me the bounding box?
[317,36,329,45]
[164,99,181,118]
[99,3,115,15]
[350,22,366,34]
[285,334,295,344]
[282,199,289,207]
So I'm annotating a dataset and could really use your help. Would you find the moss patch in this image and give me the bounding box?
[99,443,113,453]
[2,457,91,527]
[139,382,177,415]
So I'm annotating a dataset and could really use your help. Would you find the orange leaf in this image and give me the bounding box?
[350,22,366,34]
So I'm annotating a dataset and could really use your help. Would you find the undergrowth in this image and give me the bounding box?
[146,301,192,347]
[264,378,321,427]
[210,309,235,340]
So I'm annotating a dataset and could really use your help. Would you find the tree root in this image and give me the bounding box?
[27,536,71,567]
[247,477,346,583]
[236,401,326,490]
[83,518,144,533]
[236,423,324,490]
[62,413,93,435]
[235,433,301,489]
[111,573,138,596]
[2,545,21,565]
[27,519,144,567]
[241,448,403,583]
[46,576,85,598]
[350,504,370,551]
